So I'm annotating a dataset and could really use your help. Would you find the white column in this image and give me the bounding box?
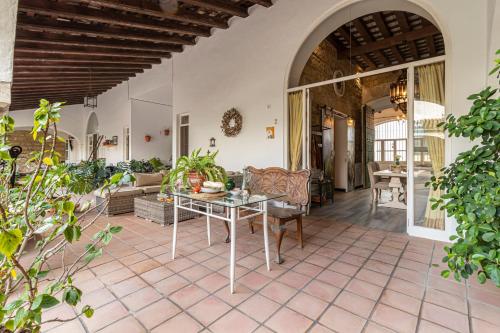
[0,0,18,112]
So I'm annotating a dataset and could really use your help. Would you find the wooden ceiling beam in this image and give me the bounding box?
[343,25,439,57]
[247,0,273,7]
[15,52,163,64]
[391,46,404,63]
[66,0,228,29]
[181,0,248,18]
[394,12,410,33]
[14,75,133,80]
[14,63,152,70]
[13,80,126,87]
[15,45,171,59]
[12,93,97,99]
[372,12,391,37]
[18,0,211,37]
[14,68,143,75]
[17,17,195,45]
[11,97,87,102]
[12,87,116,94]
[16,31,183,53]
[426,36,436,56]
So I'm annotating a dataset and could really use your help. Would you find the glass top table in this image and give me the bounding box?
[171,190,285,208]
[170,190,284,293]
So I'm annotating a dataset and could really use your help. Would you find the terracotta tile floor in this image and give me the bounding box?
[40,212,500,333]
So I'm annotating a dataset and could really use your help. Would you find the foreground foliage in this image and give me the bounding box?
[430,51,500,286]
[0,100,132,331]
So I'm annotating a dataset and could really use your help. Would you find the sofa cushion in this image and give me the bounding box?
[135,172,163,187]
[94,186,143,198]
[142,185,162,194]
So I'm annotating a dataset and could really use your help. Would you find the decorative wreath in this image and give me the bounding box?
[221,108,242,137]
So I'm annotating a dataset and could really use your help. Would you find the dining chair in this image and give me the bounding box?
[367,162,390,203]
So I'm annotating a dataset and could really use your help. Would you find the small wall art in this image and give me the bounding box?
[266,126,275,139]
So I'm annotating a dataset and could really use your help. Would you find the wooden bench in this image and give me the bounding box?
[246,166,310,264]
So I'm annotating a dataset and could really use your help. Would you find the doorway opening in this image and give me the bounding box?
[287,9,447,237]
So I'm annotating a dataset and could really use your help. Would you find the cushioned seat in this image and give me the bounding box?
[141,185,162,194]
[268,206,304,219]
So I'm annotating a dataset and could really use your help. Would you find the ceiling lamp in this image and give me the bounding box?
[390,72,407,113]
[84,68,97,108]
[84,96,97,108]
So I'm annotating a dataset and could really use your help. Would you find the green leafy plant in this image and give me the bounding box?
[430,50,500,286]
[167,148,227,190]
[0,99,133,332]
[148,157,168,172]
[67,159,107,194]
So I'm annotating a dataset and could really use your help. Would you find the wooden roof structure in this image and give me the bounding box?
[327,11,445,71]
[10,0,273,110]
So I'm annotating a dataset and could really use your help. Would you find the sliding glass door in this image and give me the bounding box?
[407,61,449,240]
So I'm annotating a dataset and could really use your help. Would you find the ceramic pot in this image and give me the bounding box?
[188,171,205,187]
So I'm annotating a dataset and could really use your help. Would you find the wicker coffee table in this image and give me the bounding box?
[134,194,198,226]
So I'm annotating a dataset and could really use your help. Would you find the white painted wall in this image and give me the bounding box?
[172,0,492,173]
[10,60,173,164]
[131,99,172,164]
[0,0,18,108]
[9,104,86,162]
[85,60,173,165]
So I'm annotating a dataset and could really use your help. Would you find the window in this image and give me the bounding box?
[375,120,408,162]
[178,114,189,157]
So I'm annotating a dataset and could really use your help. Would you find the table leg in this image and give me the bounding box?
[262,201,271,271]
[229,207,236,294]
[206,203,211,246]
[171,196,179,260]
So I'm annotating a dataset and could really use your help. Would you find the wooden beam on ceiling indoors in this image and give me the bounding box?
[15,45,171,59]
[16,31,184,53]
[17,16,195,45]
[18,0,211,37]
[181,0,249,18]
[344,25,439,57]
[13,74,134,80]
[14,61,153,70]
[14,53,162,65]
[66,0,228,29]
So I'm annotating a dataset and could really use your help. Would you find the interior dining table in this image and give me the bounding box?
[373,169,407,209]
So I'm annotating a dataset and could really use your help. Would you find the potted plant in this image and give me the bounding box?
[391,155,402,173]
[430,50,500,287]
[168,148,227,190]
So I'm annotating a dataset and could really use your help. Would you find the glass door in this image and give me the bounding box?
[407,61,450,241]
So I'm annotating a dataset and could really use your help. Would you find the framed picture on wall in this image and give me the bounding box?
[266,126,275,139]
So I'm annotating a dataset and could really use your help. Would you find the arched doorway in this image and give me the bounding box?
[285,2,449,240]
[86,112,99,161]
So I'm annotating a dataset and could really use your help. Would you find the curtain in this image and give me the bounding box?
[417,62,445,230]
[288,91,303,171]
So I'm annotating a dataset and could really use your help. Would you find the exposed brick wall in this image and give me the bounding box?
[361,70,402,104]
[299,40,363,163]
[7,130,66,172]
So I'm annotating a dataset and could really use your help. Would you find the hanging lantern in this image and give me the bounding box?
[84,95,97,108]
[390,72,407,113]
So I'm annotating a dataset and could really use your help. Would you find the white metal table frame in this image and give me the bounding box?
[171,195,274,294]
[373,170,408,210]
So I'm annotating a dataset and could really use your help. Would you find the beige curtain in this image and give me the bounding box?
[288,91,303,171]
[417,62,445,230]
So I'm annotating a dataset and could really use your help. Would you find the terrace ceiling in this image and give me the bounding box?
[10,0,273,111]
[327,11,445,71]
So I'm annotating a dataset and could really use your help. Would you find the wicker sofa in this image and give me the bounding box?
[94,172,165,216]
